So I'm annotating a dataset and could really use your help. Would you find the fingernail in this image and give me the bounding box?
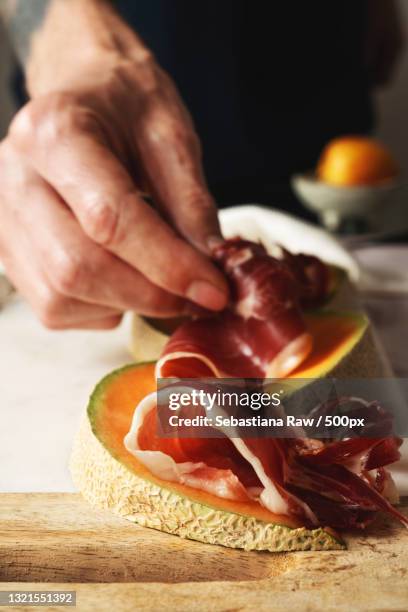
[186,280,227,311]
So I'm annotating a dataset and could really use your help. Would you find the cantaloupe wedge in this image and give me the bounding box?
[70,310,386,552]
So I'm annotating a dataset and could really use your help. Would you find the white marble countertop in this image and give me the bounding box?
[0,296,132,492]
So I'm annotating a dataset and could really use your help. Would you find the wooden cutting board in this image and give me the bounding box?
[1,493,407,611]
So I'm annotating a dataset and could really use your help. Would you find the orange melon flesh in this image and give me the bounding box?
[291,311,366,378]
[89,362,298,527]
[89,311,366,529]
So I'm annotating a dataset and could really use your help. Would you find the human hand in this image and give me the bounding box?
[0,1,228,329]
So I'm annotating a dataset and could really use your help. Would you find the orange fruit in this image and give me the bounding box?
[317,136,399,186]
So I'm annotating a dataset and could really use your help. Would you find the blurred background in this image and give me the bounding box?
[3,4,408,237]
[375,0,408,180]
[1,3,407,177]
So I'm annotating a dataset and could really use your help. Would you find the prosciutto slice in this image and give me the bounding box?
[281,248,330,308]
[124,392,255,503]
[124,391,313,519]
[157,239,315,379]
[124,391,407,529]
[124,237,407,530]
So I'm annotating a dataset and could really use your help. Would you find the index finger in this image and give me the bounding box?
[135,88,223,253]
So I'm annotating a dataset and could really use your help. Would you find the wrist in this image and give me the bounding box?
[26,0,148,98]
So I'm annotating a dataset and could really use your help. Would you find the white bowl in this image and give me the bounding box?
[291,173,403,231]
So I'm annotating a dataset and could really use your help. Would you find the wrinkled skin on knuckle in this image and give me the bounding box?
[49,250,85,296]
[81,188,141,249]
[142,112,178,147]
[106,55,159,99]
[80,199,121,247]
[8,103,41,147]
[9,92,99,150]
[139,94,191,144]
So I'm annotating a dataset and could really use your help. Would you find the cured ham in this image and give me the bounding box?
[156,313,310,379]
[125,238,407,531]
[281,248,330,308]
[125,389,407,529]
[124,391,311,518]
[124,392,255,503]
[157,239,316,379]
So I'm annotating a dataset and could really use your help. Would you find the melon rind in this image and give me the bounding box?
[70,372,343,551]
[330,322,390,378]
[298,311,389,379]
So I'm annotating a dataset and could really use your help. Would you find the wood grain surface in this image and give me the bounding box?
[0,494,291,583]
[1,493,407,611]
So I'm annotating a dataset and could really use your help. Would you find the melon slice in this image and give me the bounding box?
[70,362,342,552]
[71,311,380,552]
